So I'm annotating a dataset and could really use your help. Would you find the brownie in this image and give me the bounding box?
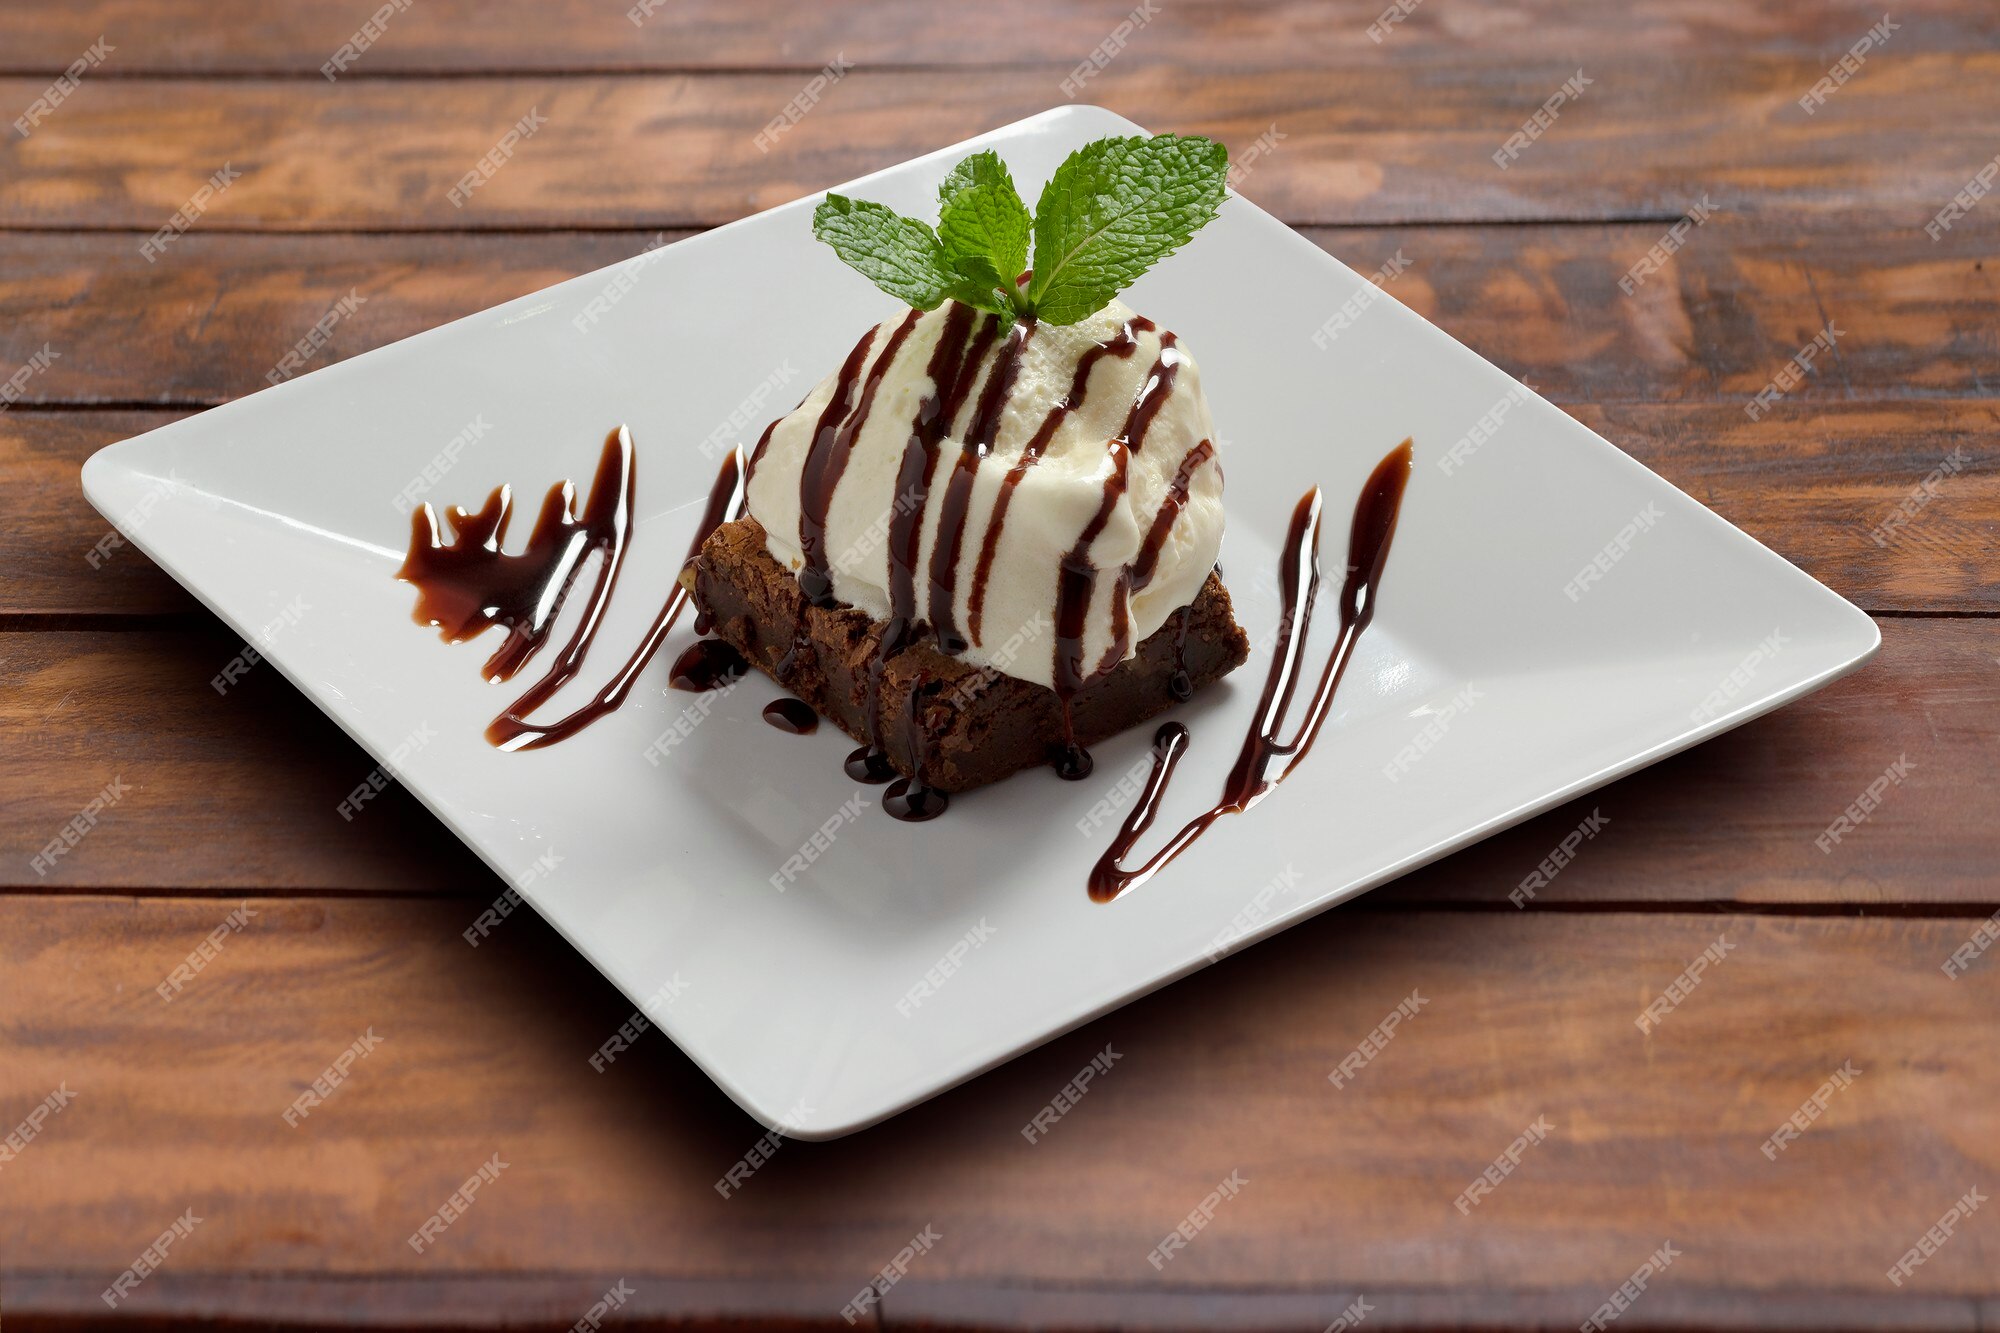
[681,516,1251,793]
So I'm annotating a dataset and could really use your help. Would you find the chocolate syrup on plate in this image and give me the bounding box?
[883,776,949,821]
[844,745,899,784]
[1055,742,1095,782]
[1087,439,1414,902]
[762,698,818,734]
[669,639,747,692]
[396,425,745,750]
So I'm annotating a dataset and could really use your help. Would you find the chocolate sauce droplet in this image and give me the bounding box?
[762,698,817,734]
[1055,742,1095,781]
[796,567,835,608]
[844,745,898,784]
[883,776,950,822]
[1169,670,1193,702]
[669,639,747,692]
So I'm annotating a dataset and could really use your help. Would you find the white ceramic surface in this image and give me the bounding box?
[83,106,1879,1137]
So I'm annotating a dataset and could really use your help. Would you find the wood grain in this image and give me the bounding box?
[4,220,1995,408]
[2,619,1991,903]
[2,58,1993,229]
[0,410,195,617]
[1570,400,2000,615]
[5,896,1997,1325]
[0,232,697,407]
[10,399,1992,619]
[2,0,1992,73]
[1,630,489,893]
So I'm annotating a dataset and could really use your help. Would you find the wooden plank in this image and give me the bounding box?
[4,220,1995,409]
[0,410,196,616]
[1,0,1990,73]
[0,619,1991,903]
[9,398,1993,618]
[1571,399,2000,616]
[4,1267,1983,1333]
[1,630,490,893]
[5,898,1998,1327]
[2,59,1994,229]
[0,232,697,407]
[0,1274,861,1332]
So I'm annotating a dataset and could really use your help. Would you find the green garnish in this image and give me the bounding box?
[811,134,1228,327]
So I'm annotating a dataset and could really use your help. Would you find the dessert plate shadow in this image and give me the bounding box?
[82,106,1878,1138]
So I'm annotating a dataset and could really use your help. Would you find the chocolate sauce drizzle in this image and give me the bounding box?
[929,318,1035,654]
[880,666,950,821]
[1047,332,1193,774]
[888,304,984,625]
[397,425,746,751]
[967,317,1150,646]
[798,310,923,607]
[849,305,997,786]
[774,617,809,678]
[1087,439,1414,902]
[1117,333,1184,457]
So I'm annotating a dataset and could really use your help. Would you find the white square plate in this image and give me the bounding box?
[84,106,1878,1137]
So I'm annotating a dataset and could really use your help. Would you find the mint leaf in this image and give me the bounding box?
[1026,134,1228,326]
[936,150,1030,299]
[811,193,955,309]
[940,252,1019,328]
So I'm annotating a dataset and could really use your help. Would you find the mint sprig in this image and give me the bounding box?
[937,150,1030,294]
[1025,134,1227,325]
[810,133,1228,327]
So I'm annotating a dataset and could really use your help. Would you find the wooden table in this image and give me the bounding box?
[3,2,1996,1328]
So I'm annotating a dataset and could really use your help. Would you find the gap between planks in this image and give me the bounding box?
[0,212,1707,234]
[10,891,2000,918]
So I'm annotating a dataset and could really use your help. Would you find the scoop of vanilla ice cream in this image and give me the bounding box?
[743,297,1223,693]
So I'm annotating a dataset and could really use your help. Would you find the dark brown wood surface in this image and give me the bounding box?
[7,899,2000,1327]
[4,60,1998,228]
[5,0,1995,71]
[2,1,1995,1329]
